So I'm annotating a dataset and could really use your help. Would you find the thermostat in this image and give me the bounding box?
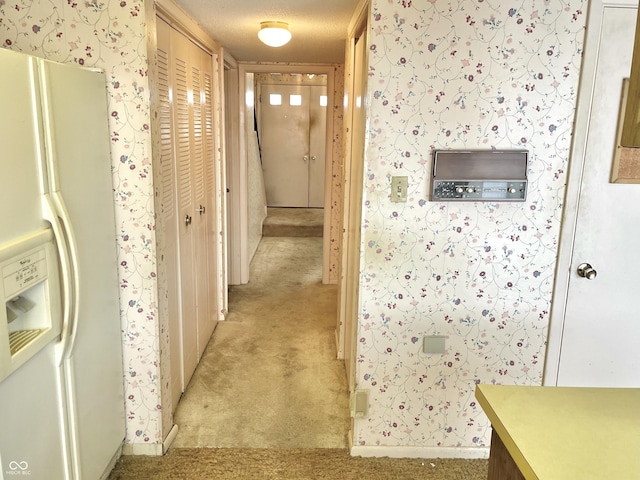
[431,150,528,202]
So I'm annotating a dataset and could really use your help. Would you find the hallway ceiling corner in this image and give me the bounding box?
[172,0,360,64]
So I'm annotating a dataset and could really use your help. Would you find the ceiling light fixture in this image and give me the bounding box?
[258,21,292,48]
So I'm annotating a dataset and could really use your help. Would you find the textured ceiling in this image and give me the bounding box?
[174,0,361,64]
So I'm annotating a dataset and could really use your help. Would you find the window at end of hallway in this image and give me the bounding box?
[270,93,282,106]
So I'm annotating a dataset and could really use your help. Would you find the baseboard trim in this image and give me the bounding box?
[121,424,179,456]
[121,442,164,456]
[350,445,490,459]
[163,424,179,454]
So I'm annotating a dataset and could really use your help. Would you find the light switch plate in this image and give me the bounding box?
[391,176,408,202]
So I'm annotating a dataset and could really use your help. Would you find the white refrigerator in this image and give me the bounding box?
[0,48,126,479]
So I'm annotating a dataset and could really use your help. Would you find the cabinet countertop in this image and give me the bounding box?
[476,384,640,480]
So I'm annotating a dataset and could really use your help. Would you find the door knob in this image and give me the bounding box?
[303,155,309,162]
[311,156,316,161]
[198,205,206,215]
[185,214,192,226]
[577,263,597,280]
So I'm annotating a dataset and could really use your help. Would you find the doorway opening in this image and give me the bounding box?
[226,64,339,286]
[169,62,349,448]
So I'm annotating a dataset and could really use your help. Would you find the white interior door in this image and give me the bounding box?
[547,2,640,388]
[260,84,327,207]
[309,86,327,208]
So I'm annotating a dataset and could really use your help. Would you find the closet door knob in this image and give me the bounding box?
[185,214,192,226]
[198,205,206,215]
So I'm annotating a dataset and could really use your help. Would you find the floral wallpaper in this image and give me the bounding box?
[0,0,163,448]
[330,64,345,284]
[0,0,590,456]
[354,0,586,450]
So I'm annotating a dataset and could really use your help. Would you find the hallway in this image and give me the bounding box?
[171,219,350,447]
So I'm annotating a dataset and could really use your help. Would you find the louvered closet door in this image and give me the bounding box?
[203,52,219,343]
[157,18,183,408]
[171,29,199,388]
[158,18,220,398]
[190,46,213,358]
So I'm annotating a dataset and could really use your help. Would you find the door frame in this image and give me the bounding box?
[232,62,336,284]
[543,0,637,385]
[336,0,371,398]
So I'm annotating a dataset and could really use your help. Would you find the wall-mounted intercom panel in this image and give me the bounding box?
[431,150,528,201]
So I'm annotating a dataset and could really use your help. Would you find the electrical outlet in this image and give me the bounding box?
[391,176,408,202]
[353,389,369,418]
[423,335,446,354]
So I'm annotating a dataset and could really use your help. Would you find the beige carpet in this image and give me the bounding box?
[108,448,488,479]
[262,207,324,237]
[171,236,350,448]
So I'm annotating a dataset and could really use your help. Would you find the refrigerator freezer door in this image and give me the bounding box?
[38,59,126,479]
[0,49,47,243]
[0,346,69,479]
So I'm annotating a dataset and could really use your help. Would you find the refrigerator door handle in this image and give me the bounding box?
[42,191,80,362]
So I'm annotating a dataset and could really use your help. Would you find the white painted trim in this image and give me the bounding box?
[215,49,229,317]
[236,62,339,285]
[350,445,489,460]
[122,442,164,456]
[224,65,243,285]
[154,0,220,54]
[336,0,370,377]
[162,424,179,454]
[348,0,371,35]
[236,69,251,284]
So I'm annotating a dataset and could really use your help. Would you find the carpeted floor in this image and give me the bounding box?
[262,207,324,237]
[171,235,349,448]
[108,448,489,479]
[108,212,489,479]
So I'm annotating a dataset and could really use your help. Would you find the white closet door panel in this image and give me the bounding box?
[203,60,219,340]
[191,48,211,359]
[172,30,197,388]
[157,18,183,409]
[309,85,327,208]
